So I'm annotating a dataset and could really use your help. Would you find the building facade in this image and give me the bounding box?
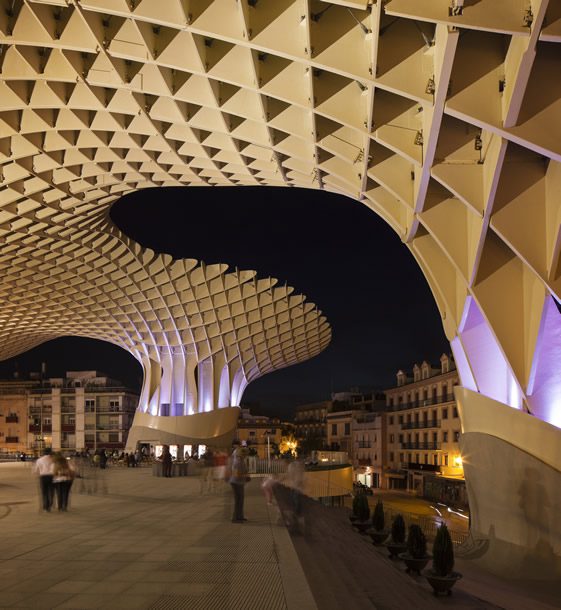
[0,371,139,455]
[384,355,466,505]
[293,400,331,451]
[352,411,385,489]
[235,409,284,460]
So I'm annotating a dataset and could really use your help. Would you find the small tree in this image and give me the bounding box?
[391,514,406,544]
[372,499,385,531]
[407,524,427,558]
[432,523,454,576]
[353,492,370,522]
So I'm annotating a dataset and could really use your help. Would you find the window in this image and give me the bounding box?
[331,424,337,435]
[374,454,377,461]
[442,408,448,419]
[453,407,459,418]
[424,454,429,464]
[433,432,438,443]
[389,416,394,425]
[444,454,449,466]
[433,454,438,466]
[344,423,350,436]
[249,431,256,436]
[398,415,403,424]
[85,399,95,412]
[454,431,460,442]
[399,453,404,462]
[398,434,403,443]
[109,433,119,443]
[389,452,394,462]
[443,431,448,442]
[389,434,395,443]
[109,399,120,412]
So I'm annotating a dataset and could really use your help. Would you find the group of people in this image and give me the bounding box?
[33,448,76,512]
[31,441,307,529]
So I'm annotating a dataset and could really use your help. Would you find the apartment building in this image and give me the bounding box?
[0,370,139,455]
[235,408,284,459]
[352,410,384,488]
[384,354,466,505]
[293,400,331,450]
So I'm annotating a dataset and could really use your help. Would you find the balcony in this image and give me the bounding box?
[406,462,441,473]
[5,415,19,423]
[401,419,441,430]
[400,441,441,451]
[356,441,372,448]
[61,424,75,432]
[392,393,456,411]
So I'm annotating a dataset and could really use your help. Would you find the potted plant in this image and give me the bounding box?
[352,491,371,533]
[399,524,431,574]
[368,499,388,545]
[386,513,407,559]
[425,523,462,595]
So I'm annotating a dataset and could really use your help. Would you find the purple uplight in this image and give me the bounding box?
[458,297,522,410]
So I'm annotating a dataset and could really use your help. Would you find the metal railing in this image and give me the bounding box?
[401,419,441,430]
[400,441,441,450]
[382,505,468,547]
[391,394,456,411]
[247,457,289,475]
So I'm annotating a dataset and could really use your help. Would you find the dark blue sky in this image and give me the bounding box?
[0,186,449,418]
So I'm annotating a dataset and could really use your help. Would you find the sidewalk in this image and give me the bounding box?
[2,463,560,610]
[0,463,315,610]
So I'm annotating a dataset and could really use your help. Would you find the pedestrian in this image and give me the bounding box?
[285,458,306,534]
[52,453,76,511]
[32,447,55,512]
[227,441,250,523]
[161,445,173,477]
[200,448,214,494]
[99,449,107,470]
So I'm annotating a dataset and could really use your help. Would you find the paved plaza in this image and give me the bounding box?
[1,463,560,610]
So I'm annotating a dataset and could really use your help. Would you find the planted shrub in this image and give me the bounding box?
[354,492,370,522]
[391,514,406,544]
[432,523,454,576]
[407,524,427,558]
[372,499,385,531]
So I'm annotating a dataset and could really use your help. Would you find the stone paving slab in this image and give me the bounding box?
[3,463,559,610]
[0,463,316,610]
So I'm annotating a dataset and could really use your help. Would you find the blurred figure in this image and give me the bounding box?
[227,441,250,523]
[33,448,55,512]
[99,449,108,470]
[160,445,173,477]
[200,448,214,494]
[262,475,277,505]
[53,453,76,511]
[285,459,306,534]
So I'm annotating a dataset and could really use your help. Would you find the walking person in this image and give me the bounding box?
[33,448,55,512]
[161,445,173,477]
[53,453,76,511]
[227,441,250,523]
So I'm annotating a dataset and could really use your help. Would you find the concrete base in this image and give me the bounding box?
[457,387,561,579]
[125,407,240,451]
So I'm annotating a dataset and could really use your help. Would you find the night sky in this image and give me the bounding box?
[0,186,449,418]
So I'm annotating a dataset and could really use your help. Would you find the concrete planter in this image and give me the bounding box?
[386,541,407,560]
[425,571,462,596]
[399,552,432,575]
[368,529,389,545]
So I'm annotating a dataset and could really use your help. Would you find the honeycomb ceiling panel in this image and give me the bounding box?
[0,0,560,420]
